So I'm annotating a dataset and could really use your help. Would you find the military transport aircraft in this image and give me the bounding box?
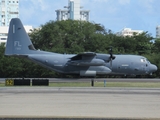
[4,18,157,77]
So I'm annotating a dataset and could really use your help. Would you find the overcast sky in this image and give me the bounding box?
[19,0,160,37]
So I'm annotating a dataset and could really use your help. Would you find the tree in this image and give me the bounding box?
[133,32,153,55]
[0,19,159,78]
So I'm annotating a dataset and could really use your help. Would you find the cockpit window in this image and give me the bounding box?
[141,58,146,62]
[146,59,150,64]
[141,58,150,64]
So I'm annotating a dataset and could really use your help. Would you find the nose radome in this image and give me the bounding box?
[150,64,157,73]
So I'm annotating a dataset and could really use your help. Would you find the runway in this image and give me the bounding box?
[0,87,160,119]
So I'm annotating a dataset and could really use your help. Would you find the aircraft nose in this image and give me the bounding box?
[150,64,157,73]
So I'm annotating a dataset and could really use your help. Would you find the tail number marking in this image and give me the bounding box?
[14,41,22,50]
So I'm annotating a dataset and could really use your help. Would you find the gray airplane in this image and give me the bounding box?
[4,18,157,77]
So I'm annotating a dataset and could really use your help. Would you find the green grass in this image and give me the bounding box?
[0,83,5,87]
[1,82,160,88]
[49,82,91,87]
[49,82,160,88]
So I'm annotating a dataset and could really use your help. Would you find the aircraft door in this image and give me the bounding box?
[131,62,147,75]
[117,61,130,74]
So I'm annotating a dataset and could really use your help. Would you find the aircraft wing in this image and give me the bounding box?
[70,52,96,60]
[68,52,105,66]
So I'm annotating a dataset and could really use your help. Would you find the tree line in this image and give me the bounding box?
[0,20,160,78]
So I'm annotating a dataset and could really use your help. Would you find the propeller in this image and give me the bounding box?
[109,46,116,69]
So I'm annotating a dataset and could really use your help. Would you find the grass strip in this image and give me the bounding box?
[49,82,160,88]
[1,82,160,88]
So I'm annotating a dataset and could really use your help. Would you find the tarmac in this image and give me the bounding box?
[0,86,160,119]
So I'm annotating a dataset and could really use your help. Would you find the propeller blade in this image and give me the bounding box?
[110,58,112,69]
[109,46,115,69]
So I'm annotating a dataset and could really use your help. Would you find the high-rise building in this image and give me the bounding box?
[0,0,33,45]
[0,0,19,26]
[55,0,89,21]
[156,26,160,38]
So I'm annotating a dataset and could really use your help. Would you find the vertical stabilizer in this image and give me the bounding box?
[5,18,35,56]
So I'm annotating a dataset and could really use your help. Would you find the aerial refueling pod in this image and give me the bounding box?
[80,71,96,76]
[80,66,111,76]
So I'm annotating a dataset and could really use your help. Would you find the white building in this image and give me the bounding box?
[156,25,160,38]
[0,0,19,26]
[117,28,143,37]
[0,0,33,45]
[0,26,33,44]
[55,0,89,21]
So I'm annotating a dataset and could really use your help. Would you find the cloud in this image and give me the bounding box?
[118,0,130,5]
[30,0,49,11]
[137,0,154,14]
[92,0,109,2]
[18,0,160,37]
[19,0,65,26]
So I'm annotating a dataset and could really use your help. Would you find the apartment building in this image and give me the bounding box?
[55,0,89,21]
[156,25,160,38]
[0,0,33,45]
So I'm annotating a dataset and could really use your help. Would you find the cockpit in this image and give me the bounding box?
[140,57,157,75]
[140,58,150,64]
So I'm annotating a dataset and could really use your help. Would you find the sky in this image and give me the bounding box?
[19,0,160,38]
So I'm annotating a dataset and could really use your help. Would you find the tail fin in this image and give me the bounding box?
[5,18,36,56]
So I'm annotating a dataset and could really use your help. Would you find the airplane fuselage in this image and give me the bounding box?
[27,52,157,76]
[5,18,157,77]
